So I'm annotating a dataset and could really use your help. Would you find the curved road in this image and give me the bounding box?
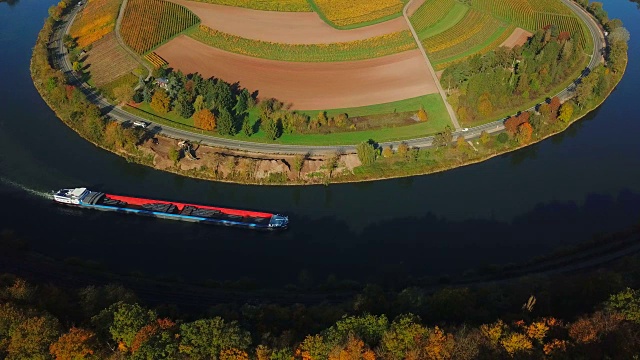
[50,0,605,155]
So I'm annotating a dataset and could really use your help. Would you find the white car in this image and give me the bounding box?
[133,121,148,128]
[461,128,469,132]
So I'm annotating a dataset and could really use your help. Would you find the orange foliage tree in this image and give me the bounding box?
[220,348,250,360]
[516,122,533,144]
[193,109,216,131]
[504,112,530,136]
[49,327,96,360]
[423,327,455,360]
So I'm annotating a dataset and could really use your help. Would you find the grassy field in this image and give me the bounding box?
[120,0,199,54]
[124,94,451,145]
[69,0,122,48]
[186,0,311,12]
[299,94,445,118]
[308,0,405,28]
[188,25,416,62]
[414,3,468,39]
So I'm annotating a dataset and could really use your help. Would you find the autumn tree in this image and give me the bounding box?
[108,303,157,351]
[293,154,305,178]
[380,315,427,360]
[500,333,532,356]
[49,327,97,360]
[130,318,179,359]
[606,288,640,323]
[6,315,60,360]
[477,94,493,117]
[357,141,378,166]
[382,146,393,158]
[423,327,455,360]
[334,113,349,128]
[417,107,429,122]
[296,335,329,360]
[397,142,409,158]
[549,96,561,119]
[328,335,375,360]
[479,131,491,145]
[515,122,533,144]
[179,318,251,360]
[193,109,216,131]
[220,348,249,360]
[558,102,574,122]
[150,90,170,114]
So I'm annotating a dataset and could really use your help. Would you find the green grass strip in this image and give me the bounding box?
[124,94,451,146]
[187,25,417,62]
[416,3,469,40]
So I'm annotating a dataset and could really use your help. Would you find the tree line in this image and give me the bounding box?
[2,273,640,360]
[132,68,360,141]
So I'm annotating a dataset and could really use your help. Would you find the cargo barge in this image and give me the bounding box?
[52,188,288,230]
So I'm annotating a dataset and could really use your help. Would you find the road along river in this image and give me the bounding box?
[0,0,639,286]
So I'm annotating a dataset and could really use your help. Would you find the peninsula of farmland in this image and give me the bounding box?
[112,0,589,112]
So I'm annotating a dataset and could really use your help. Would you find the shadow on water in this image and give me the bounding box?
[2,184,640,288]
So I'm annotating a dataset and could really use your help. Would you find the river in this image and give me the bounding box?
[0,0,639,287]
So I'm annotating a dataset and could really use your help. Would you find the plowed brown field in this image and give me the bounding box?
[155,35,438,109]
[169,0,409,44]
[500,27,532,48]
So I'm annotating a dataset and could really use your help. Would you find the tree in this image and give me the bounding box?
[479,131,491,145]
[169,148,181,164]
[179,318,251,360]
[334,113,349,128]
[558,102,574,122]
[113,85,134,104]
[357,141,377,166]
[417,107,429,121]
[382,146,393,158]
[72,61,82,72]
[380,315,427,360]
[326,153,340,177]
[109,303,157,351]
[6,315,60,360]
[193,95,205,112]
[217,109,236,136]
[515,122,533,144]
[241,116,253,137]
[233,89,250,115]
[477,94,493,117]
[213,80,234,113]
[397,142,409,158]
[193,109,216,131]
[317,111,328,127]
[549,97,561,119]
[606,288,640,323]
[130,318,179,359]
[500,333,532,356]
[261,117,281,141]
[293,154,305,178]
[49,327,97,360]
[150,90,170,114]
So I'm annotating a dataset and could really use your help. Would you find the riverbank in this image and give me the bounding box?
[32,2,627,186]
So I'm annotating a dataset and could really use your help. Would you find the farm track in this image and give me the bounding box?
[51,0,604,155]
